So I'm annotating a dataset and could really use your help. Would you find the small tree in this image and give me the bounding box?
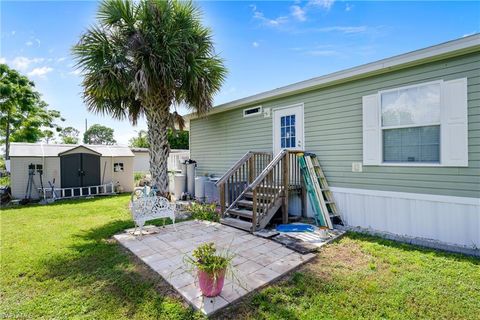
[168,129,189,149]
[129,130,149,148]
[83,124,116,145]
[129,129,188,149]
[60,126,80,144]
[0,64,63,157]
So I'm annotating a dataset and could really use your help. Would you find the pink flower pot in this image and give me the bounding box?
[197,269,225,297]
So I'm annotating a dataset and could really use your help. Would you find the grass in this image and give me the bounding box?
[228,234,480,320]
[2,196,479,319]
[1,195,201,319]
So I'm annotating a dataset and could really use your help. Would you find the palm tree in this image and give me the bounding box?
[73,0,226,195]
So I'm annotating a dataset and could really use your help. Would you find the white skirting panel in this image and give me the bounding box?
[330,187,480,249]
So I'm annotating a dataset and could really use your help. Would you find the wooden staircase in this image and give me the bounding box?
[217,150,302,232]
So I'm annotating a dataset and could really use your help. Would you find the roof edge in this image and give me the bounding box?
[188,34,480,120]
[57,145,102,156]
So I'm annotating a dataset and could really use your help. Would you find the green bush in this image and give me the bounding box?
[188,202,220,222]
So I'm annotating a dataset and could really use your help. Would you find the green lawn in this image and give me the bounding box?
[1,195,479,319]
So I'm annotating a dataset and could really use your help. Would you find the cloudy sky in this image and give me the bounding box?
[1,0,478,145]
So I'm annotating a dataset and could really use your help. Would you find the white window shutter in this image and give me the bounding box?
[441,78,468,167]
[362,94,381,165]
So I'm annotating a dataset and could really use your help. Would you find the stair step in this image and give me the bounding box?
[227,208,253,219]
[237,199,254,208]
[220,217,252,231]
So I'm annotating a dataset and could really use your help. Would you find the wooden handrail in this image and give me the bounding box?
[217,151,273,215]
[250,150,287,190]
[216,151,253,186]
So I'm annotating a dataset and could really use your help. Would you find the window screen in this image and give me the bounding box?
[383,125,440,163]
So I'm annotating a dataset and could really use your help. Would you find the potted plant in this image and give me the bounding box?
[185,242,233,297]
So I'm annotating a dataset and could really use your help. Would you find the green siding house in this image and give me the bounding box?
[189,35,480,250]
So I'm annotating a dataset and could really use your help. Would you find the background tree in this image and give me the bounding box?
[168,129,189,149]
[129,130,149,148]
[0,64,64,158]
[73,0,226,195]
[129,129,189,149]
[42,130,55,144]
[60,126,80,144]
[83,124,116,145]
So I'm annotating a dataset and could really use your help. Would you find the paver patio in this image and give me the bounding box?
[114,220,315,316]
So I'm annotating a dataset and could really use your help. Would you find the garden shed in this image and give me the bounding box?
[9,142,134,199]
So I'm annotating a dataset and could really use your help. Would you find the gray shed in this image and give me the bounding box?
[9,143,134,199]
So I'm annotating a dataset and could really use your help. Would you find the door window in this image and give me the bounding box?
[280,114,296,148]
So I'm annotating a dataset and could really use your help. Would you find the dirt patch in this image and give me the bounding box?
[301,238,372,279]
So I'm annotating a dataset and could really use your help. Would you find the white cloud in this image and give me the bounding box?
[305,50,338,56]
[70,69,81,76]
[345,3,353,11]
[11,56,44,71]
[252,41,260,48]
[290,5,307,21]
[316,26,368,34]
[57,57,67,62]
[251,5,288,27]
[308,0,336,10]
[0,57,6,64]
[25,38,41,47]
[28,66,53,78]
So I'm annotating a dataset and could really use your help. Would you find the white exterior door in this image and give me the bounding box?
[273,104,304,155]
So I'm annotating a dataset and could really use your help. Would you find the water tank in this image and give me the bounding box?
[174,174,186,199]
[195,176,208,201]
[180,163,187,175]
[204,178,220,203]
[186,162,196,195]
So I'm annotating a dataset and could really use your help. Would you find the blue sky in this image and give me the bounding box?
[1,1,479,145]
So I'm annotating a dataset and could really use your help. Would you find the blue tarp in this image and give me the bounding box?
[276,224,315,233]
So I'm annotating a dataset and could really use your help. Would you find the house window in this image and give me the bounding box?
[113,163,124,172]
[380,82,441,163]
[280,114,296,148]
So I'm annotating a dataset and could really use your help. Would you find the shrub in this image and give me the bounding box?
[188,202,220,222]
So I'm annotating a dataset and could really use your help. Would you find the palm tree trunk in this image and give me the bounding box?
[146,107,170,197]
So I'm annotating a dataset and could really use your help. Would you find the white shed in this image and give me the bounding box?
[9,142,134,199]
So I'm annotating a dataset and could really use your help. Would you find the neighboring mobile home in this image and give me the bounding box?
[189,35,480,250]
[9,143,134,199]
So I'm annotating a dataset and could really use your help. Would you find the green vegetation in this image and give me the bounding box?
[184,242,233,277]
[188,202,220,222]
[60,126,80,144]
[239,234,480,320]
[83,124,116,145]
[0,175,10,186]
[0,63,63,157]
[72,0,226,195]
[2,196,478,319]
[1,195,201,319]
[129,129,189,150]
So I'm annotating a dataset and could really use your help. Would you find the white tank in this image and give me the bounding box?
[168,172,175,194]
[180,163,187,175]
[186,162,196,195]
[174,174,186,199]
[195,176,208,201]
